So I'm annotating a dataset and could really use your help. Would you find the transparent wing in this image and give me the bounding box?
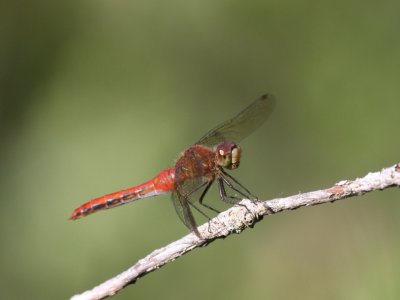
[178,176,210,204]
[196,94,276,146]
[171,190,199,236]
[171,190,189,228]
[171,176,212,236]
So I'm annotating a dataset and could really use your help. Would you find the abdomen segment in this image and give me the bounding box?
[69,168,175,220]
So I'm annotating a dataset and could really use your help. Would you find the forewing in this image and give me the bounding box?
[196,94,275,146]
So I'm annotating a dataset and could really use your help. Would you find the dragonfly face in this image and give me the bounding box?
[215,142,241,170]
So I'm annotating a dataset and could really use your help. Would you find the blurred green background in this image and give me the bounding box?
[1,0,399,299]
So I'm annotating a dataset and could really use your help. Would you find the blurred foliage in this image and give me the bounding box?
[1,0,399,299]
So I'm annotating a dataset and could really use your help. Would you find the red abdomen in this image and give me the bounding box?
[69,168,175,220]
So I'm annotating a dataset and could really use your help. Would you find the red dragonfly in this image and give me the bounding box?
[69,94,275,238]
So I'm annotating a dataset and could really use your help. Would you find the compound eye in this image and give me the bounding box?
[230,145,241,169]
[218,148,231,167]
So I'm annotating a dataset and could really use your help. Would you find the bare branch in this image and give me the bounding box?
[71,163,400,300]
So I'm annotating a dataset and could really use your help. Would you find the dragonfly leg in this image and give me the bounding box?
[188,202,211,220]
[217,178,242,204]
[188,202,215,234]
[221,169,258,200]
[218,178,251,218]
[217,177,253,215]
[220,172,254,200]
[185,181,208,197]
[184,180,220,214]
[198,180,220,213]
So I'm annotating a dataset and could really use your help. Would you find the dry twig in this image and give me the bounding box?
[71,163,400,300]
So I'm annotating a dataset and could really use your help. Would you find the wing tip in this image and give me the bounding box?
[260,93,275,101]
[259,93,276,111]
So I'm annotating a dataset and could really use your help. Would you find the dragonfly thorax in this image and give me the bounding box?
[215,142,241,170]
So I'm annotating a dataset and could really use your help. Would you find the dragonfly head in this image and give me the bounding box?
[215,142,241,170]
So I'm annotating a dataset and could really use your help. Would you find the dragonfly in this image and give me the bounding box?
[69,94,275,238]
